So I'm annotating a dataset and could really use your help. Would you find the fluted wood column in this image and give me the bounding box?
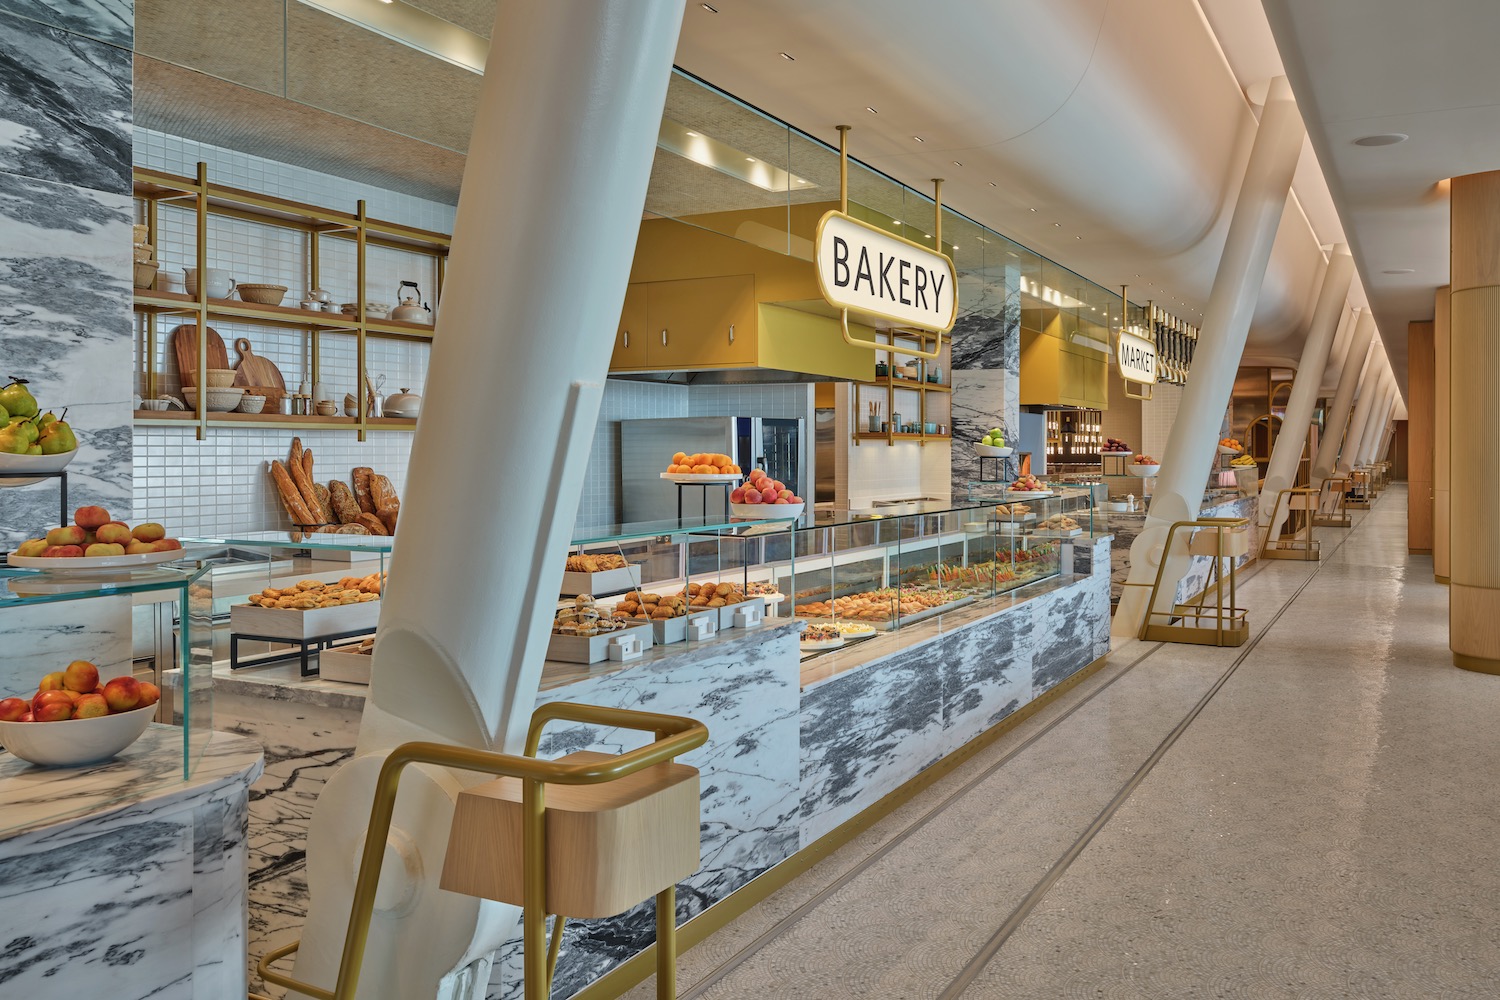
[1449,170,1500,673]
[1435,285,1451,582]
[1407,321,1434,553]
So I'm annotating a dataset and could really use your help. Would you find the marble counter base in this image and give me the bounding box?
[0,729,263,1000]
[798,539,1111,845]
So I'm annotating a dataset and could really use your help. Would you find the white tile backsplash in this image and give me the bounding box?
[132,424,411,539]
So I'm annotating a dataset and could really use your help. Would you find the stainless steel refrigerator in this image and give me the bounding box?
[620,416,806,522]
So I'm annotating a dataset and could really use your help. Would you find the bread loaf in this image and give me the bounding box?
[269,461,315,525]
[311,482,337,524]
[352,467,376,514]
[370,474,397,510]
[289,448,323,522]
[329,480,361,523]
[355,512,388,536]
[377,501,399,535]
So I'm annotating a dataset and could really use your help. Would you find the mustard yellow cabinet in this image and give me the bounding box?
[611,284,650,369]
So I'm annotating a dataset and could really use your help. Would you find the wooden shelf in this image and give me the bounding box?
[854,432,949,442]
[132,164,446,441]
[132,410,416,431]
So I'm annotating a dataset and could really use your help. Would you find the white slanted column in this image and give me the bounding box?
[290,3,687,999]
[1361,381,1397,466]
[1340,367,1383,474]
[1311,308,1375,482]
[1115,76,1305,637]
[1260,244,1353,539]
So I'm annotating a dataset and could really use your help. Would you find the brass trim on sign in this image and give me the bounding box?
[819,126,952,359]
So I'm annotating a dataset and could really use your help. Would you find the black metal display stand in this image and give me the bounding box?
[230,627,374,677]
[675,482,734,519]
[0,470,68,527]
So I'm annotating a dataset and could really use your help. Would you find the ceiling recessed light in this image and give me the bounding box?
[780,51,795,61]
[1029,207,1037,213]
[700,2,718,10]
[746,157,755,162]
[988,182,997,187]
[913,136,925,143]
[1075,236,1082,240]
[1382,268,1415,274]
[1354,133,1408,146]
[865,106,878,114]
[1053,222,1062,227]
[952,161,962,167]
[685,131,697,137]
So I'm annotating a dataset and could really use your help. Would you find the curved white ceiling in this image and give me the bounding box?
[673,0,1361,374]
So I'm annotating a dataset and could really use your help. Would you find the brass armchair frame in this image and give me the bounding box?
[256,703,709,1000]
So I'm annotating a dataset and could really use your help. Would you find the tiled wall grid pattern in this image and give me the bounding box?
[573,380,815,532]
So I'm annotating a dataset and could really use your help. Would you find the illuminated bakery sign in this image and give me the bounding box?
[1117,330,1157,384]
[816,212,957,332]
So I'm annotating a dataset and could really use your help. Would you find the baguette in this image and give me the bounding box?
[312,482,337,524]
[377,500,399,535]
[370,474,397,510]
[329,480,361,523]
[301,448,314,481]
[355,512,389,536]
[269,461,316,525]
[290,437,304,473]
[352,467,376,514]
[289,448,323,522]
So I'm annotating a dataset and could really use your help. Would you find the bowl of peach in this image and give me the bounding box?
[660,452,742,482]
[0,660,159,767]
[730,470,805,519]
[6,505,183,574]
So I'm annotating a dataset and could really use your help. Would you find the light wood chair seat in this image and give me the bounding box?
[440,750,700,919]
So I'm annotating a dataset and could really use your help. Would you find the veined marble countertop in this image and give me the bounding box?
[0,726,263,841]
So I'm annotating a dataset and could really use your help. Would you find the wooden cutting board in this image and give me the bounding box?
[232,337,287,396]
[169,324,228,388]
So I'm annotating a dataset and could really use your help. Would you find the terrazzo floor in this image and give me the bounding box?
[617,485,1500,999]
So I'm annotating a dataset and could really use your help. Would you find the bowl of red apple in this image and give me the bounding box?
[0,660,159,767]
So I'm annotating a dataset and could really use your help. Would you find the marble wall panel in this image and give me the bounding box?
[0,594,131,697]
[950,266,1021,495]
[0,0,131,46]
[0,9,131,193]
[0,170,133,548]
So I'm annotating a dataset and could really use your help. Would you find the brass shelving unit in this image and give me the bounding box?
[132,164,450,441]
[851,329,951,446]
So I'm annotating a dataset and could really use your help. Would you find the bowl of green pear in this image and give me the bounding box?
[0,377,79,487]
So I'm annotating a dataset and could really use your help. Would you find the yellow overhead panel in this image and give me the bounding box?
[1020,329,1109,409]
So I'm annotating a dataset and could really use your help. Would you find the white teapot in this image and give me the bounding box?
[390,281,431,324]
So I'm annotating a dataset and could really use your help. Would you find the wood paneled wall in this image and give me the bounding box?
[1408,321,1434,554]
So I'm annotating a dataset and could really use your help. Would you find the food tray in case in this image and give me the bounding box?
[546,622,654,664]
[559,564,641,597]
[230,599,381,640]
[319,644,372,684]
[1030,527,1084,539]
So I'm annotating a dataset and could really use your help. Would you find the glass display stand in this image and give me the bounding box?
[0,562,213,832]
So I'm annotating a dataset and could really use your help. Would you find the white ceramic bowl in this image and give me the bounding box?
[0,702,155,767]
[236,394,267,414]
[184,386,245,412]
[183,267,234,299]
[974,444,1013,457]
[1126,464,1162,478]
[730,501,804,520]
[0,448,78,488]
[1217,445,1241,456]
[204,367,237,388]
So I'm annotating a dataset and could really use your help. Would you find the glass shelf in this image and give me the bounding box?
[0,563,209,605]
[570,514,801,546]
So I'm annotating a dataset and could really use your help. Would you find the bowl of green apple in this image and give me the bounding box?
[975,427,1013,458]
[0,378,78,487]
